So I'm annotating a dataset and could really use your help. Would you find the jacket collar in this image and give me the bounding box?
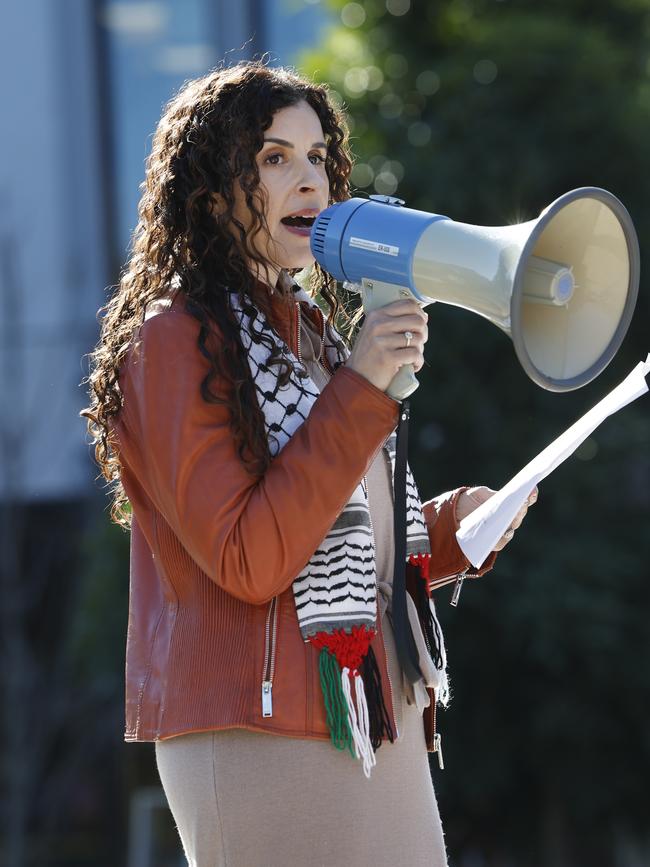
[254,273,324,348]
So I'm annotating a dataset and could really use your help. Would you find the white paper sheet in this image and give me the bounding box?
[456,353,650,569]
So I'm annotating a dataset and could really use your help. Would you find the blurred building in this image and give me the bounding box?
[0,0,331,503]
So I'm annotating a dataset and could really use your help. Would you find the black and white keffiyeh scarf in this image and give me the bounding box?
[228,284,448,778]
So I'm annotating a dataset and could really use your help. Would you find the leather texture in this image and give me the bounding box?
[110,283,491,744]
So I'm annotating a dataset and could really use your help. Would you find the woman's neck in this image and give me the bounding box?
[254,267,294,296]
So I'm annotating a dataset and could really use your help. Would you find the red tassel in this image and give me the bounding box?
[309,624,376,675]
[408,552,431,597]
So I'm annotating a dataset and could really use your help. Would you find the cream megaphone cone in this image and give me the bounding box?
[310,187,640,399]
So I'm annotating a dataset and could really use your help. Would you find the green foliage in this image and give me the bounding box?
[301,2,650,860]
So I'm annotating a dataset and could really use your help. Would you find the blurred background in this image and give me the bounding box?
[1,0,648,864]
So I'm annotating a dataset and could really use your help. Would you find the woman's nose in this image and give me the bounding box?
[296,160,325,192]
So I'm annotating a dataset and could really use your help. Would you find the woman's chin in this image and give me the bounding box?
[266,240,315,274]
[278,255,315,272]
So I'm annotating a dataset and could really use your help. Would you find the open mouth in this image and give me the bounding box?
[280,215,316,228]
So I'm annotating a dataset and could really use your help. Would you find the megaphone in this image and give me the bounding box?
[310,187,640,400]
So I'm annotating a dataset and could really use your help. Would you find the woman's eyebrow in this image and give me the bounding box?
[263,137,327,149]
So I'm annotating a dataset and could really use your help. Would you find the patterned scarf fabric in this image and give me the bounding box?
[228,286,447,778]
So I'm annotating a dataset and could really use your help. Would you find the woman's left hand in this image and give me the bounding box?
[455,485,538,552]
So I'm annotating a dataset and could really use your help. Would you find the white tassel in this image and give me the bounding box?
[340,667,362,759]
[341,667,376,778]
[354,671,376,773]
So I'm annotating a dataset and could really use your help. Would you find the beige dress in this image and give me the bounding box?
[154,309,448,867]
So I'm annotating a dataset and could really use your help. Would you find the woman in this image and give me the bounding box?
[81,61,535,866]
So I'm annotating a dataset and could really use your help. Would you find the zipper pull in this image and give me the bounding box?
[433,733,444,770]
[451,572,466,607]
[262,680,273,717]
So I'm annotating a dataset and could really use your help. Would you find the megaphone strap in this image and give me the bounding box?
[391,399,426,685]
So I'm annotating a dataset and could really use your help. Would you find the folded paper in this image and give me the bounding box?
[457,354,650,569]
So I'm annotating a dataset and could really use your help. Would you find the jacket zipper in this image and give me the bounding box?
[261,594,279,717]
[431,690,444,768]
[315,308,328,371]
[295,299,334,375]
[295,301,302,366]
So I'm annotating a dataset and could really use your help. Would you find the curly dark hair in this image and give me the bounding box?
[80,60,359,529]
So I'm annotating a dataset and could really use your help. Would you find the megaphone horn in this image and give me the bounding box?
[310,187,640,399]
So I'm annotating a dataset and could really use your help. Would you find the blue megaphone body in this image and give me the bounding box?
[310,195,446,297]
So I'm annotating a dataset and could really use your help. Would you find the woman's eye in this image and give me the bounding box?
[264,152,325,166]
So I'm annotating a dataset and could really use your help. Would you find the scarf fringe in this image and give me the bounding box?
[311,626,394,778]
[317,648,355,757]
[341,666,375,777]
[360,645,395,750]
[407,555,443,670]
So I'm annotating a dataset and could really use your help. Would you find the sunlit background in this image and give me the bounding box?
[1,1,649,865]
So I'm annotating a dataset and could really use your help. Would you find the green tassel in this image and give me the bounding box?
[318,648,355,758]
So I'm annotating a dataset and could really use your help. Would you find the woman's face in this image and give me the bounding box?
[219,100,331,284]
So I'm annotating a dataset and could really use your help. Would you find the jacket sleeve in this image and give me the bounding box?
[115,311,400,605]
[422,487,497,591]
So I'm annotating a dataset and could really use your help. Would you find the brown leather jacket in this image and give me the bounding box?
[110,285,493,747]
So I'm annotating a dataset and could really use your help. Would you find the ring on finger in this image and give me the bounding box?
[404,330,413,348]
[503,527,514,541]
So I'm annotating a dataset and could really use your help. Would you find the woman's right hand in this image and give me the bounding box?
[345,299,429,393]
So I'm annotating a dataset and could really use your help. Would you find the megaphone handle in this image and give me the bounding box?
[387,363,419,401]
